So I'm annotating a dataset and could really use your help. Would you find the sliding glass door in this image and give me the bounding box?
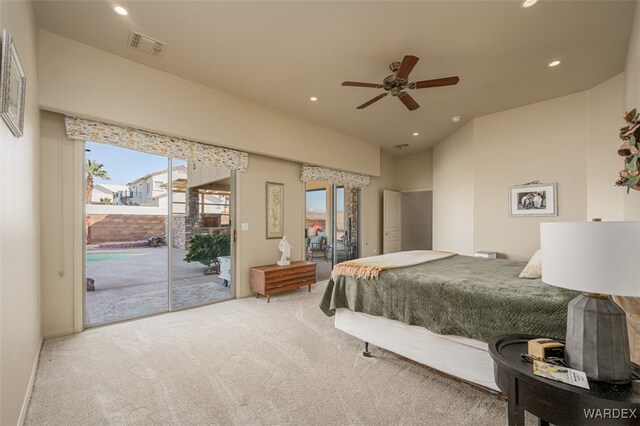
[305,182,360,280]
[170,159,233,310]
[84,143,234,327]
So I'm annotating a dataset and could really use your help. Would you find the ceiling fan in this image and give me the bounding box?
[342,55,460,111]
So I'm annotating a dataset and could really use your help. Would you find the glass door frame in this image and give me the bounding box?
[303,182,362,268]
[169,167,237,313]
[82,142,236,328]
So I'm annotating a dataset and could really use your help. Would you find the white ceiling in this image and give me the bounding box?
[33,1,635,156]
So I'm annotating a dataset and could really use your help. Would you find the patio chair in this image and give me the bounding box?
[306,234,327,261]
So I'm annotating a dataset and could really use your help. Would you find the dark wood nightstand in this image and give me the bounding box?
[489,336,640,426]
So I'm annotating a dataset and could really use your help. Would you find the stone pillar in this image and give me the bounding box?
[184,187,201,248]
[344,186,359,259]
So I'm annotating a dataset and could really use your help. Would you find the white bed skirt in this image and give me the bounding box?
[335,308,499,391]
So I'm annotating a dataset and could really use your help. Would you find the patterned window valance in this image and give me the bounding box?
[300,164,370,188]
[64,116,248,172]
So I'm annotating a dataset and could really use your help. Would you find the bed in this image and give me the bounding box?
[319,253,579,392]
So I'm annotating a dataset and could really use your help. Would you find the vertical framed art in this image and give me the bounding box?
[1,30,26,138]
[266,182,284,239]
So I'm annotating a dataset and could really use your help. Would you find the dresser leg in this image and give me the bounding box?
[267,294,271,303]
[256,293,259,298]
[308,284,311,292]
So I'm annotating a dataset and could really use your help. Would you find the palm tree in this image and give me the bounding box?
[86,160,111,203]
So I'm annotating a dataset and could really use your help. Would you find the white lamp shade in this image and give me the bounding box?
[540,221,640,297]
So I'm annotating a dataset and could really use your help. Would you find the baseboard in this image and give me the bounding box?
[18,336,43,425]
[43,328,74,340]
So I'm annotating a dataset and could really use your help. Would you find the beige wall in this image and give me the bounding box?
[0,1,42,424]
[235,154,305,298]
[395,150,433,191]
[38,30,380,177]
[433,74,624,260]
[473,92,589,260]
[624,1,640,219]
[433,122,475,255]
[626,1,640,112]
[587,74,625,221]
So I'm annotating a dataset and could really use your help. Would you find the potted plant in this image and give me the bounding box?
[184,234,230,275]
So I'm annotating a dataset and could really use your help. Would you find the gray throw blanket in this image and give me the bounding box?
[320,255,579,343]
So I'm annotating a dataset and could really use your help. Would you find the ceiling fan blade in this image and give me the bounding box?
[395,55,419,80]
[413,76,460,89]
[342,81,383,88]
[398,92,420,111]
[356,93,388,109]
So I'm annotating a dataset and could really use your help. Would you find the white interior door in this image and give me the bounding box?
[383,190,402,254]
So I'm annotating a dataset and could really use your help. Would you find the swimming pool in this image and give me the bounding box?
[86,252,147,262]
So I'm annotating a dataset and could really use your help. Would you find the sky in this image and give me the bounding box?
[306,188,344,213]
[86,142,186,185]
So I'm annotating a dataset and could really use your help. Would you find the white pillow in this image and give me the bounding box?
[519,249,542,279]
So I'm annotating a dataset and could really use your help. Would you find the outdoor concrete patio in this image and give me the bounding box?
[86,247,231,326]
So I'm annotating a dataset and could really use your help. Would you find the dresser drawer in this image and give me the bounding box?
[265,269,316,284]
[264,264,316,280]
[265,272,316,289]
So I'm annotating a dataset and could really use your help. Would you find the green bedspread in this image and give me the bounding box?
[319,255,579,343]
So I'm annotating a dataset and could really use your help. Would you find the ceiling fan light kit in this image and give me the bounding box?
[342,55,460,111]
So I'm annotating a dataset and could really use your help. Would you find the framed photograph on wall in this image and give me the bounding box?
[266,182,284,239]
[508,182,558,217]
[1,30,26,138]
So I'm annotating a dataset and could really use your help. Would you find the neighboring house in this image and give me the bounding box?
[91,183,127,204]
[153,192,228,214]
[113,166,187,206]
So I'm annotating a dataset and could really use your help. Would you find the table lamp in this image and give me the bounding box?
[540,221,640,383]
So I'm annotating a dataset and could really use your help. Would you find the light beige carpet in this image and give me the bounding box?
[26,281,534,425]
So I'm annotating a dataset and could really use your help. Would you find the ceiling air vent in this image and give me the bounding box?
[127,31,166,56]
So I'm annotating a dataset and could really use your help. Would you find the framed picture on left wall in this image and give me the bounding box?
[266,182,284,239]
[0,30,26,138]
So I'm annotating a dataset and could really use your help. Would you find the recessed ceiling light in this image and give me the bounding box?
[548,60,561,67]
[451,116,461,123]
[309,96,318,102]
[521,0,539,8]
[412,132,419,136]
[114,5,128,15]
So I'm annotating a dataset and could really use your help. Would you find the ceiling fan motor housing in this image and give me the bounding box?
[383,74,408,92]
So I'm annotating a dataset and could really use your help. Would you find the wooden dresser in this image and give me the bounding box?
[250,261,317,302]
